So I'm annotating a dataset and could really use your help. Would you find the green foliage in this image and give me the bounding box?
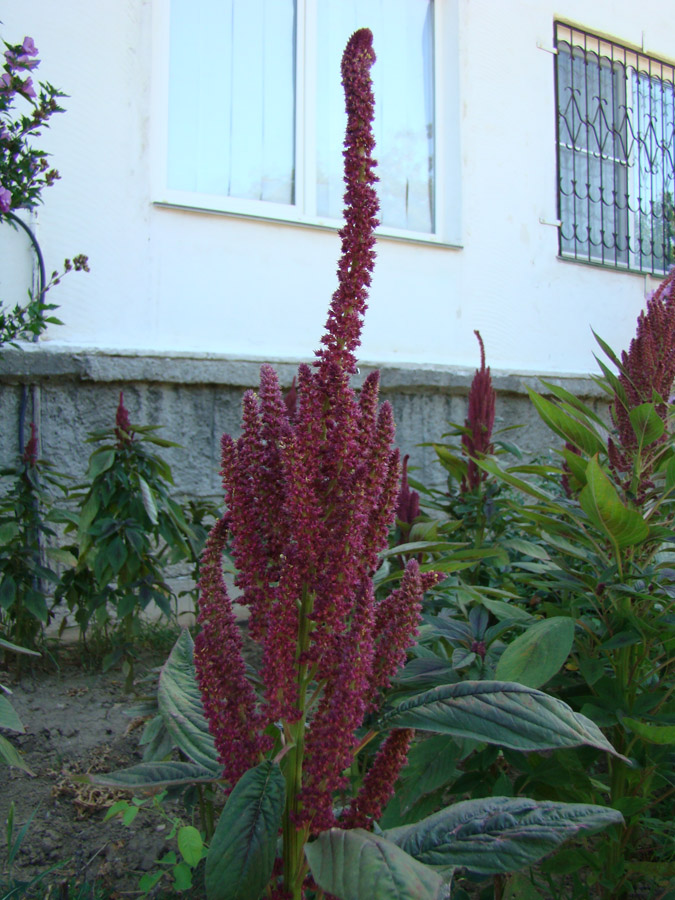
[0,801,67,898]
[0,637,40,772]
[0,437,69,651]
[93,630,623,900]
[461,331,675,898]
[54,402,203,683]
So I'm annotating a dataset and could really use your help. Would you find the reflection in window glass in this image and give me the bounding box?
[316,0,435,233]
[167,0,296,204]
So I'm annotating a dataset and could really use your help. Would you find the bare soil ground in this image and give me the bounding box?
[2,651,203,898]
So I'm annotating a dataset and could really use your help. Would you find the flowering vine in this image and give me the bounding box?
[0,33,64,214]
[194,28,439,899]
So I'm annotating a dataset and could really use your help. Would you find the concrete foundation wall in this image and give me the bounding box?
[0,346,610,498]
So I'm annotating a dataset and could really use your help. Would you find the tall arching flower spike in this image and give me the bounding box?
[195,30,440,891]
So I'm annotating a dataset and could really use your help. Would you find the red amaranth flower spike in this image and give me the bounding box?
[341,729,414,829]
[195,30,439,881]
[397,454,421,526]
[22,421,38,466]
[115,391,134,446]
[610,268,675,495]
[461,330,496,492]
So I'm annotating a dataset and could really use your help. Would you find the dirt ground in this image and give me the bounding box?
[2,651,205,898]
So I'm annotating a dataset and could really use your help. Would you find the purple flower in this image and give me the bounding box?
[21,37,38,57]
[22,422,39,466]
[0,73,13,91]
[0,186,11,213]
[19,77,36,99]
[114,392,135,446]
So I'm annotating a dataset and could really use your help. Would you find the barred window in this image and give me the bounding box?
[555,23,675,274]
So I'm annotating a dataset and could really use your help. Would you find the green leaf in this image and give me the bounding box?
[579,457,648,548]
[0,575,17,611]
[501,539,550,561]
[205,761,285,900]
[87,447,116,480]
[385,796,623,875]
[138,475,159,525]
[0,637,40,656]
[503,873,545,900]
[178,825,204,867]
[629,403,665,449]
[22,589,48,623]
[138,871,164,892]
[0,522,19,543]
[622,718,675,744]
[377,681,626,759]
[305,828,446,900]
[478,597,533,623]
[527,389,605,456]
[0,733,32,773]
[495,617,575,688]
[0,695,25,733]
[85,760,218,789]
[173,861,193,890]
[157,629,220,773]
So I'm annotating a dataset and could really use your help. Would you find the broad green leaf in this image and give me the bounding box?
[377,681,626,759]
[157,629,220,773]
[622,718,675,745]
[305,828,446,900]
[0,522,19,543]
[173,861,193,890]
[178,825,204,867]
[501,539,550,561]
[495,617,574,688]
[205,761,285,900]
[138,872,163,892]
[579,457,648,548]
[0,696,25,733]
[87,447,115,481]
[86,760,218,789]
[45,547,78,567]
[386,796,622,875]
[0,733,32,773]
[477,459,556,503]
[478,597,533,623]
[0,575,16,611]
[629,403,665,449]
[527,389,605,456]
[139,475,159,525]
[22,589,48,623]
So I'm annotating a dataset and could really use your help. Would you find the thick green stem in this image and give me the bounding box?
[282,584,314,899]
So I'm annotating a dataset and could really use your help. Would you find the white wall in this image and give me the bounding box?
[2,0,673,374]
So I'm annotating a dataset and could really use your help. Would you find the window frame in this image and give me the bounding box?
[554,21,675,275]
[151,0,461,247]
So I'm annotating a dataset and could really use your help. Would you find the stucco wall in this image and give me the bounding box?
[0,1,671,376]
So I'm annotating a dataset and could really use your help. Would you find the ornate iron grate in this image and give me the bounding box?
[554,22,675,274]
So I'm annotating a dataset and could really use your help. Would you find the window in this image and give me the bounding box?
[158,0,459,242]
[554,22,675,274]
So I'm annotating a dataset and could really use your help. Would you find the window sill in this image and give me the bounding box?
[153,199,463,251]
[557,252,671,280]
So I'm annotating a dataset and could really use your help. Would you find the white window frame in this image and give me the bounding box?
[151,0,461,247]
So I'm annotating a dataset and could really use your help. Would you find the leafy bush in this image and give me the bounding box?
[0,422,69,651]
[55,393,199,683]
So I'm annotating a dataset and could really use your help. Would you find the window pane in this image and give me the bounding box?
[316,0,435,233]
[167,0,296,204]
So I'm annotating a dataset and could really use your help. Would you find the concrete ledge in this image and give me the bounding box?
[0,345,610,493]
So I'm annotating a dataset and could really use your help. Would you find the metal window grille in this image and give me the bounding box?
[554,22,675,274]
